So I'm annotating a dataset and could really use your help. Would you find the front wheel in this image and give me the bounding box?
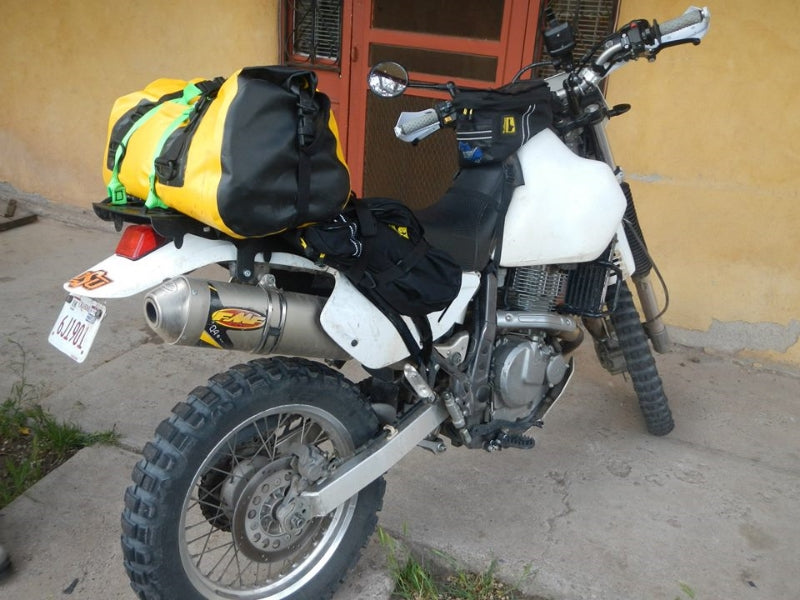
[610,281,675,436]
[121,357,384,600]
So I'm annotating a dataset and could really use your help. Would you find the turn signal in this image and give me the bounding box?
[116,225,167,260]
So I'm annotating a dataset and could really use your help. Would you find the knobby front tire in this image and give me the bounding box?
[121,356,384,600]
[610,281,675,436]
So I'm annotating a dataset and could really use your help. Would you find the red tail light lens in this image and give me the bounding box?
[115,225,167,260]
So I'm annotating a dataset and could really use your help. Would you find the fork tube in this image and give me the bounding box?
[593,114,671,353]
[632,275,671,353]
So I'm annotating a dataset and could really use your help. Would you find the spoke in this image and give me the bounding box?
[193,495,226,513]
[264,413,291,458]
[184,518,218,534]
[186,526,221,546]
[202,463,235,479]
[252,417,276,460]
[215,544,242,584]
[195,523,217,566]
[226,437,243,471]
[197,539,235,576]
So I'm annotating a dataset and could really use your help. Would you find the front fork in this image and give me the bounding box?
[592,120,670,353]
[618,180,671,354]
[631,275,670,353]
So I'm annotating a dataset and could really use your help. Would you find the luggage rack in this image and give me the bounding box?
[93,196,298,284]
[93,196,224,249]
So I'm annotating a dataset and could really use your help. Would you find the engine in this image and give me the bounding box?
[491,265,575,423]
[491,333,570,422]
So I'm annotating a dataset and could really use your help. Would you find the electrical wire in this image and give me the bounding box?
[622,217,670,323]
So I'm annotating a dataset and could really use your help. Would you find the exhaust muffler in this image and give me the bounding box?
[144,276,349,360]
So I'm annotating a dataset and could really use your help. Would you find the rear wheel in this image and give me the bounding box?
[610,281,674,436]
[121,357,384,599]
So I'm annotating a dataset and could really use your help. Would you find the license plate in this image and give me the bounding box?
[48,295,107,363]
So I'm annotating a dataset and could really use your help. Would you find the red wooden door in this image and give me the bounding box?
[346,0,542,206]
[283,1,543,205]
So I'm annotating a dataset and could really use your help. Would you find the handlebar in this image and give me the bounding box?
[373,5,710,142]
[393,107,452,143]
[658,7,705,36]
[566,6,710,96]
[395,108,441,140]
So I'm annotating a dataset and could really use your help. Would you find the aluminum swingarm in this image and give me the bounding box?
[299,384,449,518]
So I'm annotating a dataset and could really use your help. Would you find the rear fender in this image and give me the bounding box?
[63,234,239,299]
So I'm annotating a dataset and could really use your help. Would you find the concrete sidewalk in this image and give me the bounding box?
[1,205,799,599]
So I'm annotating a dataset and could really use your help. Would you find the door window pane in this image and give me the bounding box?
[373,0,505,40]
[370,44,497,82]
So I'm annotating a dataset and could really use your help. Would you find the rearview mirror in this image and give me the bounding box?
[367,62,409,98]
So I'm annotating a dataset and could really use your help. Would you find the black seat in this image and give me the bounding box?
[414,162,511,272]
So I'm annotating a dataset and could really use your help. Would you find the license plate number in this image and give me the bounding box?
[48,295,106,363]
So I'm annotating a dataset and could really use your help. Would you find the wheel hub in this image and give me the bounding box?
[230,458,317,562]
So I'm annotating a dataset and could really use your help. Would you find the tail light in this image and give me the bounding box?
[115,225,167,260]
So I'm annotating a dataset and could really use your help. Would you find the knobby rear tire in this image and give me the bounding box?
[610,281,675,436]
[120,356,385,600]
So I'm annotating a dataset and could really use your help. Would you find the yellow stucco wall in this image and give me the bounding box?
[608,0,800,366]
[0,0,279,206]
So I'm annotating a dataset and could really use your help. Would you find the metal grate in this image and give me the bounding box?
[363,93,458,210]
[285,0,342,67]
[535,0,619,75]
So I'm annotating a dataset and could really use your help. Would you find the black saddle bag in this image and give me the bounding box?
[297,198,463,356]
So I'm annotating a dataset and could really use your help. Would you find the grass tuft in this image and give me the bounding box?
[0,340,119,508]
[378,527,536,600]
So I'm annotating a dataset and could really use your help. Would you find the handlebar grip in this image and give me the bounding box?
[658,8,704,36]
[398,110,440,136]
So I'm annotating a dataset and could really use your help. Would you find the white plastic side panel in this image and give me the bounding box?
[615,224,636,279]
[500,128,627,266]
[63,234,239,298]
[320,272,480,370]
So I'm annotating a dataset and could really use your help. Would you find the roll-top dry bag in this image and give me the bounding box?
[102,66,350,238]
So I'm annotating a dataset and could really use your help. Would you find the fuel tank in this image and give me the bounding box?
[500,128,626,266]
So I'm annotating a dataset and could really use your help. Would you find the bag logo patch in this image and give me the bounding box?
[502,116,516,135]
[389,224,410,240]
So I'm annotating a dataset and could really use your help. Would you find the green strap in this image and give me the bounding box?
[107,82,203,206]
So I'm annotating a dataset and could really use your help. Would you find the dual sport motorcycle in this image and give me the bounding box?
[49,6,710,599]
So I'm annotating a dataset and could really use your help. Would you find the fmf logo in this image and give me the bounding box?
[68,270,112,290]
[211,308,266,330]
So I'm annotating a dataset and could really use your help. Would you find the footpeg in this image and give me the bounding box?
[485,432,535,452]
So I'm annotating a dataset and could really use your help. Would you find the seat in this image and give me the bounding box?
[414,162,510,272]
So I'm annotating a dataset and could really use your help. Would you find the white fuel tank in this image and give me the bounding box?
[500,128,626,267]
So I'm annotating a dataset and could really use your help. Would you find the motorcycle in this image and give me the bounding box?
[49,6,710,599]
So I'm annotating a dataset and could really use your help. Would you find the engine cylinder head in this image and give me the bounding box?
[505,265,568,312]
